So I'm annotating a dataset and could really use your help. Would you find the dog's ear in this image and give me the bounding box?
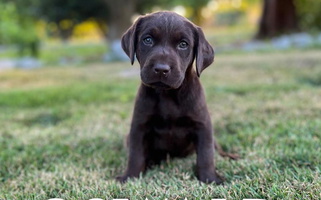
[121,17,143,65]
[195,27,214,77]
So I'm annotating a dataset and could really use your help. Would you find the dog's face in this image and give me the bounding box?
[122,11,214,89]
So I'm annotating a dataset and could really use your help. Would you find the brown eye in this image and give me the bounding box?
[178,41,188,49]
[143,37,153,46]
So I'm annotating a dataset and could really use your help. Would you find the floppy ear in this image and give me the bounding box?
[195,27,215,77]
[121,17,143,65]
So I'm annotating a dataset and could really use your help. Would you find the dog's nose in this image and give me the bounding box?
[154,64,170,75]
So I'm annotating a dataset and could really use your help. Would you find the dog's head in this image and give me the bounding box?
[121,11,214,89]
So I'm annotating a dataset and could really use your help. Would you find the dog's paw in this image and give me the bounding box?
[198,171,224,184]
[115,175,129,183]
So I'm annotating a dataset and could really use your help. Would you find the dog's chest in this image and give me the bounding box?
[147,114,195,139]
[146,114,195,151]
[149,91,195,131]
[149,114,193,129]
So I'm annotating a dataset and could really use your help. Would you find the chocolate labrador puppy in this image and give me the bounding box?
[117,11,237,184]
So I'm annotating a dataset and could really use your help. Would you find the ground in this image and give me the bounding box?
[0,50,321,199]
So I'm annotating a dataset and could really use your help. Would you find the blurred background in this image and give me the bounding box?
[0,0,321,68]
[1,1,321,198]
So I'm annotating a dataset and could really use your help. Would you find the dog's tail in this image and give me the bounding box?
[214,139,240,160]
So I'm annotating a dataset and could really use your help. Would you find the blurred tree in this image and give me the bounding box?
[36,0,108,42]
[101,0,168,60]
[101,0,166,40]
[296,0,321,32]
[100,0,135,60]
[256,0,299,38]
[0,2,19,44]
[35,0,164,60]
[156,0,211,25]
[0,1,39,57]
[173,0,210,25]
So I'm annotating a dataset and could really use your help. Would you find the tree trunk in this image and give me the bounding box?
[256,0,299,39]
[56,22,75,43]
[191,8,204,26]
[102,0,136,61]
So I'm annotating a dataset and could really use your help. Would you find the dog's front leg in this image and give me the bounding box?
[116,123,146,183]
[195,124,224,184]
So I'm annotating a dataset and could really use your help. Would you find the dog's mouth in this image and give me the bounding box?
[144,81,172,89]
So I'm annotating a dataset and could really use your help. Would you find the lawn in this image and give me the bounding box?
[0,42,107,65]
[0,49,321,200]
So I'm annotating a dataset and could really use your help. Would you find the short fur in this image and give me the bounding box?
[117,11,237,184]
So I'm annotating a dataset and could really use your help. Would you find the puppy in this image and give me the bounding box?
[117,11,237,184]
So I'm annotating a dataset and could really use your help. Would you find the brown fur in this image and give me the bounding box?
[117,11,238,184]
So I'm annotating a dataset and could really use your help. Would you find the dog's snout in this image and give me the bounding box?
[154,64,171,75]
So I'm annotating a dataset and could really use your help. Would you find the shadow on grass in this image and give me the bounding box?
[298,73,321,87]
[20,111,71,127]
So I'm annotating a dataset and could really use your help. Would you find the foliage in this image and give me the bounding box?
[0,49,321,199]
[35,0,108,40]
[0,1,38,44]
[0,1,39,56]
[295,0,321,32]
[0,2,20,44]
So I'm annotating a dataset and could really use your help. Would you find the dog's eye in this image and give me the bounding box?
[143,37,153,46]
[178,41,189,49]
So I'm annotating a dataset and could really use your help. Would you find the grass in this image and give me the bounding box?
[0,42,107,65]
[0,49,321,199]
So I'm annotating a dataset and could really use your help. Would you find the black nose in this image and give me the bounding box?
[154,64,170,75]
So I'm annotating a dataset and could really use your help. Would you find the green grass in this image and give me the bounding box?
[0,42,107,65]
[0,50,321,200]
